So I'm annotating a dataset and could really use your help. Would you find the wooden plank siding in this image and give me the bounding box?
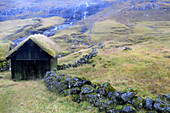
[9,39,57,80]
[13,39,52,60]
[11,60,51,80]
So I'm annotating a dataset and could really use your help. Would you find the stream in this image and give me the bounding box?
[8,1,111,46]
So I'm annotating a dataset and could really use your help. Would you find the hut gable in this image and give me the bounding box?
[11,39,52,60]
[6,34,58,80]
[7,34,58,59]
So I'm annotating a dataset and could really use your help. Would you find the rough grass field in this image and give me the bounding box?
[0,17,65,40]
[0,72,98,113]
[1,33,169,112]
[0,1,170,112]
[0,40,13,60]
[59,33,170,99]
[53,19,170,47]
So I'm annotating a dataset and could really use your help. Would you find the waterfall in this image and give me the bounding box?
[83,2,89,19]
[10,1,110,46]
[88,19,95,45]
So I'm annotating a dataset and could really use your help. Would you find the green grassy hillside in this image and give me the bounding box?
[58,33,170,99]
[0,72,98,113]
[0,0,169,112]
[0,17,65,40]
[0,33,169,112]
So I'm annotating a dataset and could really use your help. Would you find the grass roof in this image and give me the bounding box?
[7,34,58,58]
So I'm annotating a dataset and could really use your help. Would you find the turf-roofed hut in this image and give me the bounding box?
[6,34,58,80]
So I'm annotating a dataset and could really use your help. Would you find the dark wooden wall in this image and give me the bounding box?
[11,60,50,80]
[13,39,51,60]
[10,39,55,80]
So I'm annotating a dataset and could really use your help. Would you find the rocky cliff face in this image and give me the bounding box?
[0,0,168,22]
[0,0,110,22]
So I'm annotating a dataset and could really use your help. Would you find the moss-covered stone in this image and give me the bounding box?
[81,85,95,94]
[91,82,101,88]
[115,105,124,110]
[96,87,108,96]
[67,79,76,89]
[95,84,116,97]
[98,99,114,112]
[85,93,98,103]
[73,81,84,87]
[62,87,81,96]
[72,94,81,103]
[63,89,72,96]
[130,96,144,110]
[144,98,153,110]
[115,104,137,113]
[154,94,170,112]
[44,71,169,113]
[125,87,138,94]
[121,88,138,103]
[0,60,10,72]
[60,77,66,83]
[103,82,116,92]
[122,104,136,113]
[99,98,112,105]
[54,75,62,82]
[72,87,81,95]
[75,76,85,81]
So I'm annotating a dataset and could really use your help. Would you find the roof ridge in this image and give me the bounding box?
[6,34,58,59]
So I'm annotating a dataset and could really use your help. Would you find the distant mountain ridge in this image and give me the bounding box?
[0,0,111,22]
[0,0,169,22]
[0,0,170,45]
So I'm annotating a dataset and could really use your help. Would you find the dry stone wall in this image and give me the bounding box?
[44,71,170,113]
[0,60,10,72]
[57,48,98,70]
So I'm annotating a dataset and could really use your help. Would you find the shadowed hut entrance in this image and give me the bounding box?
[6,34,58,80]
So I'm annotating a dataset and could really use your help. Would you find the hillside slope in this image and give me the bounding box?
[0,0,169,112]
